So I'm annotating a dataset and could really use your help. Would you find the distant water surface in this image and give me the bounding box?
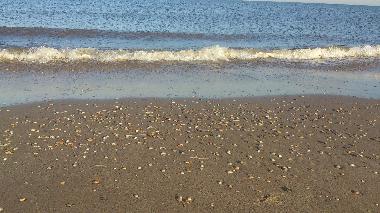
[0,0,379,50]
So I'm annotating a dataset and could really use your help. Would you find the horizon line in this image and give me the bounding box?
[243,0,380,7]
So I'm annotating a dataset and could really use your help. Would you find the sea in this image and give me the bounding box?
[0,0,379,105]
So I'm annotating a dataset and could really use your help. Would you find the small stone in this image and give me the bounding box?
[133,194,139,198]
[281,186,292,192]
[175,195,183,202]
[281,166,288,171]
[65,203,74,207]
[92,179,100,184]
[185,197,193,204]
[351,190,361,195]
[19,197,27,202]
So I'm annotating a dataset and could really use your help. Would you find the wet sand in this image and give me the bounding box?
[0,96,379,212]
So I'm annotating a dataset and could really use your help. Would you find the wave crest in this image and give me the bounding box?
[0,45,379,63]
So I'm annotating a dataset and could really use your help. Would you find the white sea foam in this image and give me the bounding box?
[0,45,379,63]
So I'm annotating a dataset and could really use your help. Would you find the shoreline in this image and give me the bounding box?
[0,95,379,212]
[1,94,380,108]
[1,58,380,73]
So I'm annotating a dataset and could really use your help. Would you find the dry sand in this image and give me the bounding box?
[0,96,379,212]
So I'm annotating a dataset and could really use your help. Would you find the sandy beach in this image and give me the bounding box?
[1,0,380,212]
[0,95,379,212]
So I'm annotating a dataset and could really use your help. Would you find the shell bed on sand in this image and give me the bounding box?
[0,96,379,212]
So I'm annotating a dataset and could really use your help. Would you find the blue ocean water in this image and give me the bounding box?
[0,0,379,105]
[0,0,379,50]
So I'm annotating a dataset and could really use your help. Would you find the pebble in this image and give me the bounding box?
[281,166,288,171]
[176,195,183,202]
[92,179,100,184]
[186,197,193,203]
[175,194,193,204]
[351,190,361,195]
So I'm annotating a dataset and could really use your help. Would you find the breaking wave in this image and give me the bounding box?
[0,45,379,64]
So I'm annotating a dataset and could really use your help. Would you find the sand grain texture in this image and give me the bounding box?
[0,96,379,212]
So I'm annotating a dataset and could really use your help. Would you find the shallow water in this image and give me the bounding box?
[1,65,379,106]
